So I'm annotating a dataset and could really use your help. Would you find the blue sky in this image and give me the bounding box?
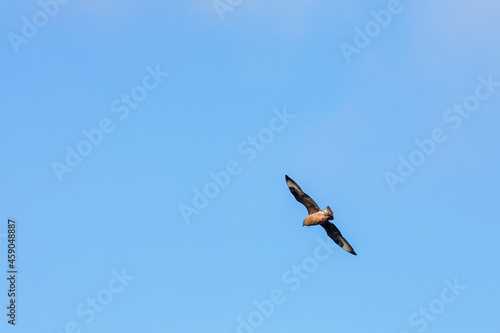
[1,0,500,332]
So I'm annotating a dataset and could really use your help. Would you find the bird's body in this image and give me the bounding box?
[303,209,331,226]
[285,175,357,255]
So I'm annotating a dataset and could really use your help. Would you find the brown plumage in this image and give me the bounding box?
[285,175,357,255]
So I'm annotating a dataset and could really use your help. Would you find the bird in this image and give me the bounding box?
[285,175,357,255]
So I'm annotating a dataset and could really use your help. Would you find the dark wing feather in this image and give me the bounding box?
[285,175,320,214]
[320,222,357,255]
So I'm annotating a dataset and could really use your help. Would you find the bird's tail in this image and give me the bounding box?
[324,206,334,220]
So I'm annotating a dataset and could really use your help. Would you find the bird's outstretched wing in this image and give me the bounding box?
[285,175,321,215]
[320,222,357,255]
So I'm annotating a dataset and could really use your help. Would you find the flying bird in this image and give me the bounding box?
[285,175,357,255]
